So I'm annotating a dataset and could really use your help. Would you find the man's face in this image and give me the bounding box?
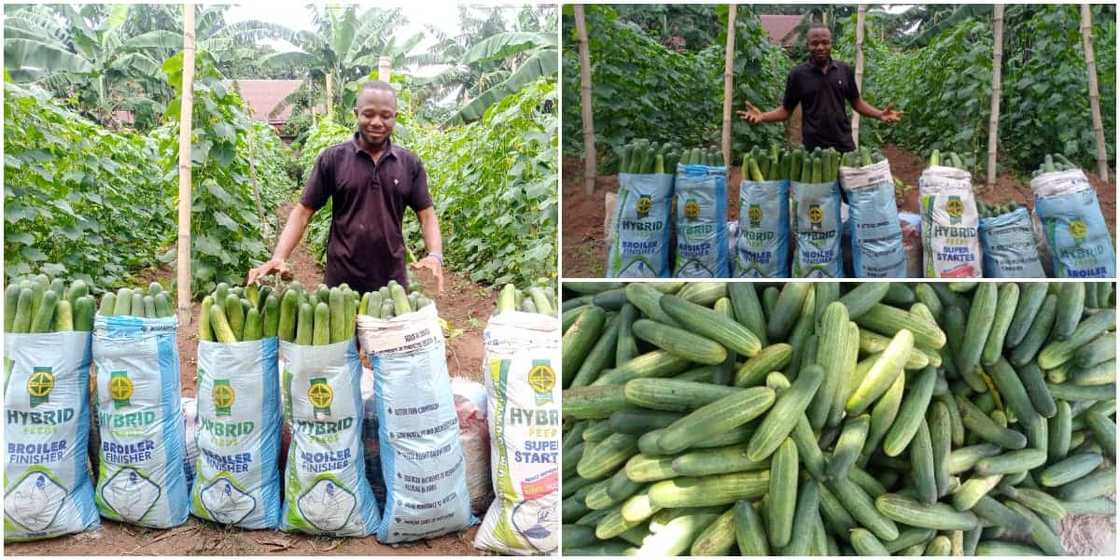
[354,89,397,146]
[807,28,832,66]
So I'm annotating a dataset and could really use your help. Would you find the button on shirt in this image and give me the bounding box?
[300,133,433,294]
[782,58,861,152]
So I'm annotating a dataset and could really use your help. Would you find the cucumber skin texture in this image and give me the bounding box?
[1006,283,1049,348]
[958,282,998,376]
[1052,282,1085,340]
[262,294,280,338]
[875,493,980,530]
[733,500,769,555]
[656,386,775,454]
[296,302,314,345]
[647,471,770,508]
[631,319,727,365]
[981,283,1019,366]
[278,290,300,342]
[746,363,824,462]
[29,290,57,333]
[882,365,936,457]
[198,296,214,342]
[767,283,811,341]
[729,283,768,346]
[768,439,799,548]
[1010,294,1058,367]
[563,306,608,387]
[209,303,239,343]
[660,294,761,357]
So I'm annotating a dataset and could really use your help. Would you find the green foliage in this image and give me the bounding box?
[1002,4,1116,171]
[562,6,787,172]
[157,50,294,295]
[3,84,174,288]
[299,79,557,286]
[410,79,557,285]
[614,4,722,51]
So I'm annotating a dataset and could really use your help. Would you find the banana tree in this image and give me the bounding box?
[262,5,423,121]
[448,30,558,124]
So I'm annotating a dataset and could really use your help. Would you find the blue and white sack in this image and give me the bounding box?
[4,330,99,541]
[735,178,790,277]
[191,337,282,529]
[279,339,379,536]
[607,172,675,277]
[474,311,561,555]
[979,208,1045,278]
[1030,168,1115,278]
[840,160,907,277]
[674,164,730,277]
[92,314,188,528]
[919,166,982,278]
[790,179,843,277]
[358,305,477,543]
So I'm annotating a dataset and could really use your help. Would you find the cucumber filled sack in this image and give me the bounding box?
[1030,163,1115,278]
[4,276,100,541]
[674,148,730,278]
[607,140,676,278]
[735,146,791,278]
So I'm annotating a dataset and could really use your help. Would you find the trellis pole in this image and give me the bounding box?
[574,5,597,194]
[176,3,196,324]
[986,5,1004,187]
[378,56,392,82]
[851,5,866,147]
[721,5,737,166]
[1080,4,1109,182]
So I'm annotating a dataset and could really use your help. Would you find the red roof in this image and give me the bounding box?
[760,15,803,47]
[228,79,305,123]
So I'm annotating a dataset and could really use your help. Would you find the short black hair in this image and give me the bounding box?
[807,24,832,37]
[356,80,397,105]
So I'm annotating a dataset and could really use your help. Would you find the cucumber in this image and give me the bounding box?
[209,303,238,343]
[659,295,761,357]
[1055,466,1115,501]
[225,294,245,340]
[648,471,770,508]
[623,378,742,412]
[615,304,639,366]
[875,493,979,530]
[1038,309,1115,369]
[1010,294,1058,367]
[53,299,73,331]
[242,307,261,341]
[296,302,314,345]
[810,302,851,430]
[981,283,1018,366]
[746,364,824,462]
[670,444,767,477]
[688,507,737,556]
[4,284,20,331]
[846,329,913,415]
[112,288,131,316]
[854,303,945,350]
[27,287,56,333]
[198,296,214,342]
[129,292,144,317]
[328,287,346,343]
[974,449,1047,475]
[570,314,620,388]
[656,386,775,454]
[767,283,811,340]
[956,396,1027,449]
[734,343,792,388]
[563,385,627,420]
[261,294,280,338]
[578,433,638,480]
[767,438,798,547]
[98,292,115,319]
[849,528,890,555]
[73,296,95,332]
[1006,283,1049,348]
[728,283,768,346]
[1052,282,1085,340]
[564,306,608,387]
[959,282,998,375]
[732,500,769,555]
[883,365,936,456]
[278,289,300,342]
[828,475,899,541]
[631,319,727,366]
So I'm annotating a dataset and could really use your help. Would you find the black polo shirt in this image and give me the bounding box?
[300,133,433,293]
[782,58,860,152]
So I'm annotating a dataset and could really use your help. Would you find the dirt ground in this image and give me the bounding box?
[5,204,494,556]
[562,145,1117,278]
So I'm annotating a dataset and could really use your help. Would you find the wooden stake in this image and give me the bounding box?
[721,5,737,166]
[176,3,196,325]
[986,5,1005,187]
[1080,4,1109,182]
[574,5,597,195]
[851,5,866,147]
[378,56,392,82]
[325,72,334,119]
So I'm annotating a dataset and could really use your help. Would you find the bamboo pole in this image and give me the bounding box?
[721,5,737,167]
[176,3,196,324]
[574,5,597,194]
[986,5,1005,187]
[1080,4,1109,182]
[851,5,866,147]
[325,72,334,119]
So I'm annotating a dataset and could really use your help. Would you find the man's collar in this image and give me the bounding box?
[351,132,396,160]
[805,56,837,72]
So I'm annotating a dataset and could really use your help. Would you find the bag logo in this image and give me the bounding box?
[308,377,333,416]
[1070,219,1088,241]
[212,379,235,417]
[809,204,824,228]
[528,361,555,405]
[109,370,133,409]
[27,367,53,407]
[684,198,700,220]
[947,196,964,224]
[749,204,763,227]
[636,195,652,218]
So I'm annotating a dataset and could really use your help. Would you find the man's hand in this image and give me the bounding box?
[411,256,445,295]
[246,258,291,285]
[737,101,764,124]
[879,104,903,123]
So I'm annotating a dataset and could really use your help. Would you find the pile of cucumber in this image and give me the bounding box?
[199,282,282,343]
[561,281,1116,556]
[1033,154,1080,178]
[841,147,889,169]
[929,149,968,170]
[98,282,174,320]
[5,275,97,333]
[618,140,680,174]
[496,284,558,315]
[977,200,1027,219]
[680,146,725,167]
[358,280,432,320]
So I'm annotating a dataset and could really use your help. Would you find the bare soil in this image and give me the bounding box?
[562,145,1116,278]
[6,204,493,556]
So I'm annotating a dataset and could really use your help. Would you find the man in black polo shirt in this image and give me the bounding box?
[739,25,901,151]
[247,80,445,294]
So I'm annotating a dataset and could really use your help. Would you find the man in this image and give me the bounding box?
[247,80,445,294]
[739,24,901,152]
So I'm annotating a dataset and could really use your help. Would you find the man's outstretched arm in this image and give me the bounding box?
[851,98,902,123]
[246,203,316,284]
[411,206,445,294]
[738,102,792,124]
